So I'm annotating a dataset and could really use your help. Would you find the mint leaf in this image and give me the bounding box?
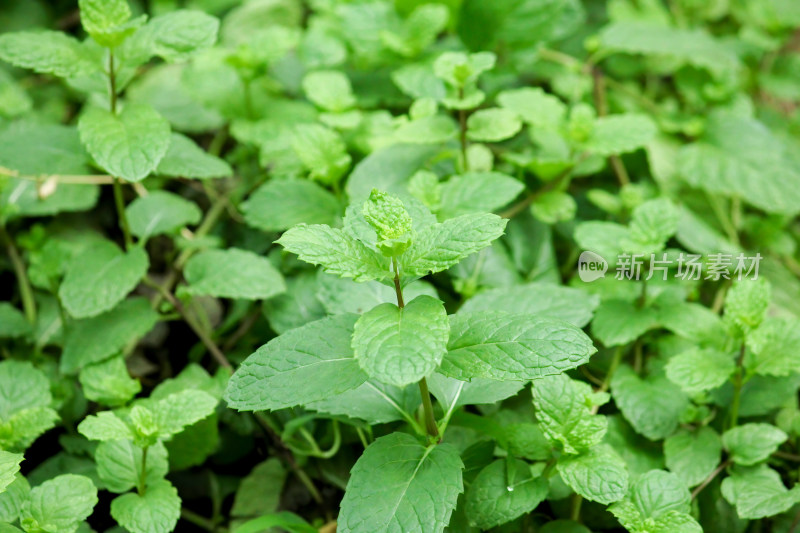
[0,303,31,339]
[465,458,548,529]
[724,278,771,335]
[142,10,219,62]
[307,380,421,425]
[79,0,139,48]
[231,459,286,523]
[623,197,679,255]
[291,124,351,184]
[58,241,148,318]
[664,348,736,395]
[497,87,566,128]
[78,104,171,183]
[155,133,232,179]
[584,114,657,157]
[466,108,522,142]
[402,213,507,276]
[438,172,524,220]
[532,373,607,454]
[664,427,722,487]
[149,390,217,440]
[459,283,598,328]
[241,180,340,232]
[110,479,180,533]
[61,297,158,373]
[591,300,660,347]
[277,224,389,282]
[225,314,367,410]
[0,32,99,78]
[678,112,800,215]
[302,70,356,112]
[722,465,800,519]
[126,190,201,241]
[79,356,141,407]
[96,440,168,493]
[441,311,595,381]
[78,411,134,442]
[611,366,689,441]
[183,248,286,300]
[362,189,414,257]
[558,444,628,505]
[352,295,448,387]
[338,433,463,533]
[20,474,98,533]
[746,317,800,376]
[0,361,51,421]
[427,373,525,411]
[723,423,787,466]
[609,470,700,533]
[0,452,23,494]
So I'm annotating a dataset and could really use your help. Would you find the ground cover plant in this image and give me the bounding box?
[0,0,800,531]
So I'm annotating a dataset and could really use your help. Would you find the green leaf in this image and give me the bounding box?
[724,278,771,335]
[558,444,628,505]
[241,180,340,232]
[338,433,463,533]
[0,360,51,420]
[459,283,598,328]
[433,51,496,88]
[466,458,548,529]
[441,311,595,381]
[0,474,29,522]
[78,0,138,47]
[584,114,657,157]
[234,512,316,533]
[126,190,201,241]
[678,112,800,215]
[317,272,437,316]
[231,459,286,521]
[96,440,168,493]
[225,314,367,410]
[438,172,523,220]
[746,317,800,376]
[307,379,421,425]
[402,213,507,276]
[302,70,355,112]
[183,248,285,300]
[262,272,327,334]
[664,427,722,487]
[110,479,180,533]
[609,470,700,533]
[346,144,439,200]
[466,108,522,142]
[531,191,577,224]
[155,133,232,179]
[539,521,591,533]
[623,197,679,254]
[0,303,31,338]
[598,22,739,77]
[721,465,800,519]
[532,373,607,454]
[277,224,389,282]
[611,365,689,441]
[61,297,158,373]
[362,189,414,257]
[0,406,59,451]
[79,356,141,407]
[723,423,787,466]
[382,4,449,57]
[352,295,448,387]
[20,474,97,533]
[78,411,134,442]
[78,104,171,183]
[0,32,99,78]
[0,452,23,494]
[141,10,219,62]
[427,373,526,411]
[394,115,458,145]
[665,348,735,394]
[497,87,566,128]
[591,300,660,347]
[291,124,351,185]
[150,390,218,440]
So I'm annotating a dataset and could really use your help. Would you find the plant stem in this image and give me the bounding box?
[138,445,149,495]
[728,342,747,430]
[570,493,583,522]
[0,225,37,324]
[691,460,729,500]
[392,258,439,440]
[458,88,468,172]
[592,67,630,187]
[108,51,117,114]
[180,508,217,531]
[112,177,133,250]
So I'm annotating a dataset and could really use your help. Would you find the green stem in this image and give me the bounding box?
[457,87,468,172]
[728,342,747,430]
[138,445,149,495]
[570,492,583,522]
[108,51,117,114]
[112,177,133,250]
[392,257,439,440]
[180,508,216,532]
[0,225,36,323]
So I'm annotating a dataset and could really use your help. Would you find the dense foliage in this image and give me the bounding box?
[1,0,800,532]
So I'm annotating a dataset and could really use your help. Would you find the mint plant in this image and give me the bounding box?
[2,0,800,531]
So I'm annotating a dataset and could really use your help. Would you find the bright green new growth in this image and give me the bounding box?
[362,189,414,257]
